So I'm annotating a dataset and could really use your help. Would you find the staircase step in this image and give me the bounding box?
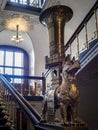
[0,118,7,125]
[0,107,3,112]
[0,125,10,130]
[0,112,5,118]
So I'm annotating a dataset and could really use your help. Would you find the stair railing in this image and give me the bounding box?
[64,0,98,60]
[0,74,48,130]
[3,74,45,96]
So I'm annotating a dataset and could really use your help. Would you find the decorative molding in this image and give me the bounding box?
[0,10,39,31]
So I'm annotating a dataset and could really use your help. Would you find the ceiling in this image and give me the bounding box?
[0,0,97,75]
[0,0,97,45]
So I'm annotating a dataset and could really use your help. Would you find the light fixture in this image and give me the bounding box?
[11,25,23,44]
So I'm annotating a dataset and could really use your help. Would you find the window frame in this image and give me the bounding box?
[0,45,29,84]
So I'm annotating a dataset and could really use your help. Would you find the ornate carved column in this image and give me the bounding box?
[40,5,73,89]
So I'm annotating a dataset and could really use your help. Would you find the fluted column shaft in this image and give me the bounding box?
[40,5,73,60]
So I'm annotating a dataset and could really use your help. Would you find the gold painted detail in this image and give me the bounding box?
[40,5,73,102]
[41,55,81,125]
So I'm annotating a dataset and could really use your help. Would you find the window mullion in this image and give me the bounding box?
[4,50,6,74]
[12,51,14,75]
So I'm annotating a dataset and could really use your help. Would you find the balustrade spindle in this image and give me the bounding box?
[28,84,31,96]
[84,23,89,49]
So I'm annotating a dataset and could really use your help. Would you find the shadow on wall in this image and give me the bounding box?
[77,62,98,130]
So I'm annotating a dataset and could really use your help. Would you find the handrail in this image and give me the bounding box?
[0,74,48,130]
[2,74,46,95]
[64,0,98,51]
[42,68,52,78]
[0,74,39,124]
[3,74,44,80]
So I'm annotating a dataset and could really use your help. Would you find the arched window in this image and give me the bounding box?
[0,45,29,83]
[9,0,46,8]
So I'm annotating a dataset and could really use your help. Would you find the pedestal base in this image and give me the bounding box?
[39,122,89,130]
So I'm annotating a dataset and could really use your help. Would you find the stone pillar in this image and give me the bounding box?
[40,5,73,89]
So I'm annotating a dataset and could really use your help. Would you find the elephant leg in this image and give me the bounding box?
[60,103,68,124]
